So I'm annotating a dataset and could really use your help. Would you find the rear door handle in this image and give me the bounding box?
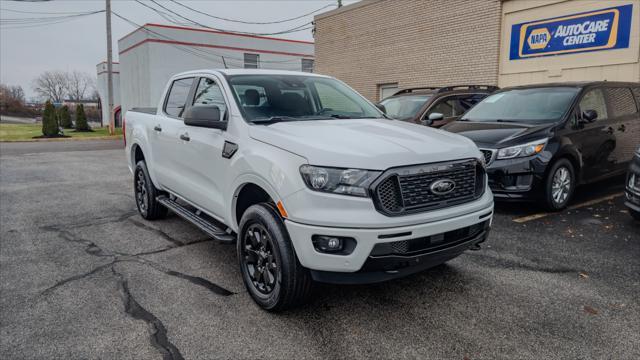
[179,133,190,142]
[153,125,162,132]
[618,124,626,132]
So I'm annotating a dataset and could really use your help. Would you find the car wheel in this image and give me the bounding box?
[544,158,575,211]
[237,203,313,312]
[134,161,167,220]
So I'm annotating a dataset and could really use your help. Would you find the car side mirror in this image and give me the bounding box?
[375,103,387,114]
[184,105,227,130]
[422,112,443,126]
[582,109,597,123]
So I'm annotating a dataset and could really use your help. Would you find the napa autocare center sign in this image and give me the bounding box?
[509,4,633,60]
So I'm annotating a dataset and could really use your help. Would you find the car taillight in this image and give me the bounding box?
[122,114,126,147]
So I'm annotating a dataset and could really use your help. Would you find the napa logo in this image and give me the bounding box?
[509,4,633,60]
[527,28,551,49]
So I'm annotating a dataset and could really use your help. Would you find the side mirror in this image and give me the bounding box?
[375,103,387,114]
[422,112,443,126]
[184,105,227,130]
[582,109,597,123]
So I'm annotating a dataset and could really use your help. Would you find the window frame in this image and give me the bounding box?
[243,53,260,69]
[162,77,196,120]
[191,76,230,121]
[378,83,399,101]
[576,86,609,122]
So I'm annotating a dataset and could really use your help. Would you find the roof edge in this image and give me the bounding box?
[314,0,385,20]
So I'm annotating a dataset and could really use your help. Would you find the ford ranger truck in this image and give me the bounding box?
[124,69,494,311]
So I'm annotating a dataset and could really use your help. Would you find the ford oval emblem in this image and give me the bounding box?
[430,179,456,195]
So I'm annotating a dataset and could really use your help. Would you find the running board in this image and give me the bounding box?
[157,196,235,243]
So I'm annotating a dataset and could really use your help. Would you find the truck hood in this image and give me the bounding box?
[249,119,481,170]
[442,121,555,148]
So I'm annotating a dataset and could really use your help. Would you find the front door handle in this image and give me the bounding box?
[618,124,626,132]
[179,133,190,142]
[153,125,162,132]
[605,127,614,135]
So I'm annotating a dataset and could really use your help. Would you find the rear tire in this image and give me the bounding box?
[237,203,313,311]
[543,158,575,211]
[134,161,168,220]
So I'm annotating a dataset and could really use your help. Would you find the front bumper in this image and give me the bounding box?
[626,157,640,213]
[485,154,548,201]
[284,199,493,277]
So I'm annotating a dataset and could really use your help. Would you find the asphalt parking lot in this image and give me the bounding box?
[1,140,638,359]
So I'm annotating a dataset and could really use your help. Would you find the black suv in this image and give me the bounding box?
[626,147,640,220]
[377,85,498,127]
[443,81,640,210]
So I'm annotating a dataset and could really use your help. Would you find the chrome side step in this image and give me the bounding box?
[157,196,235,243]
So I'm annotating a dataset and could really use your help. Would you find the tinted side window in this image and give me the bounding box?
[164,78,194,118]
[579,89,608,121]
[606,87,637,117]
[193,78,227,120]
[428,99,455,118]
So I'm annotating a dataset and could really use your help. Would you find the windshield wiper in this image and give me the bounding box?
[495,119,519,123]
[250,116,299,125]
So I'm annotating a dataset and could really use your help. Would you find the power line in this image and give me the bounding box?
[145,0,314,36]
[168,0,335,25]
[0,8,97,15]
[0,10,104,29]
[113,12,308,70]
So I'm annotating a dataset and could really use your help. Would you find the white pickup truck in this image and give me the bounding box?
[124,69,493,311]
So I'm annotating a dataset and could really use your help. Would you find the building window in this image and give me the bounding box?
[244,53,259,69]
[301,59,314,73]
[378,83,399,101]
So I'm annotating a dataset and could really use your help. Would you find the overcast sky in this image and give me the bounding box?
[0,0,358,100]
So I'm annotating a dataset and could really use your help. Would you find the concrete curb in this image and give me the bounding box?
[1,135,123,143]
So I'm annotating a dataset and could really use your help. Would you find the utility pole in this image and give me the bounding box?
[106,0,115,135]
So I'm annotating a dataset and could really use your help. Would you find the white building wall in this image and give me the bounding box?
[96,62,120,126]
[117,24,315,115]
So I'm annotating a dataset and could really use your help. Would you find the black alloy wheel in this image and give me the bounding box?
[237,203,313,311]
[242,223,279,294]
[133,161,167,220]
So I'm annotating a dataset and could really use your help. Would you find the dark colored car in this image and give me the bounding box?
[625,147,640,220]
[443,81,640,210]
[377,85,498,127]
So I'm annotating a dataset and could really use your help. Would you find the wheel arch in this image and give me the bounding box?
[231,178,280,232]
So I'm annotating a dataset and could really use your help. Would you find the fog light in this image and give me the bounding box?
[313,235,343,252]
[312,235,356,254]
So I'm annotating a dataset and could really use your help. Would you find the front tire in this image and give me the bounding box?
[134,161,168,220]
[543,158,575,211]
[237,203,313,311]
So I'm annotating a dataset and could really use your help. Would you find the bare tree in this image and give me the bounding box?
[32,71,68,103]
[8,85,25,103]
[65,71,95,101]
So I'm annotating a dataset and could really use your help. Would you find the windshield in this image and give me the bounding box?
[380,95,431,120]
[461,87,580,123]
[226,74,384,122]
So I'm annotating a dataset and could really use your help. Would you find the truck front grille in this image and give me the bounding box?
[372,159,485,216]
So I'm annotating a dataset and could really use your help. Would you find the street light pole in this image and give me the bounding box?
[106,0,115,135]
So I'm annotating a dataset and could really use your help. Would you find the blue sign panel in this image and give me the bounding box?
[509,4,633,60]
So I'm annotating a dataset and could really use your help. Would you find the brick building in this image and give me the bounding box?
[314,0,640,101]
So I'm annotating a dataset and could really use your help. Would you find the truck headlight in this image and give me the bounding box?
[497,138,548,160]
[300,165,381,197]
